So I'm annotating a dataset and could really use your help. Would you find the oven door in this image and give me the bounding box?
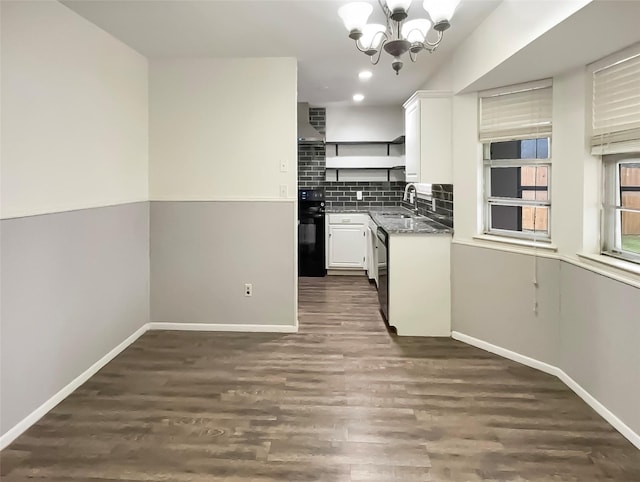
[376,227,388,321]
[298,203,326,277]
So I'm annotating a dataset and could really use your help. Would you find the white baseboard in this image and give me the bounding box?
[451,331,562,378]
[0,323,149,450]
[556,370,640,450]
[148,322,298,333]
[451,331,640,450]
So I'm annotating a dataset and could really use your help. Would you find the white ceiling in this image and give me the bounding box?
[60,0,501,106]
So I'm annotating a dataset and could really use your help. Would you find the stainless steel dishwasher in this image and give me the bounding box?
[376,227,388,321]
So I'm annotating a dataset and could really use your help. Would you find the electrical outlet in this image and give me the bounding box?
[244,283,253,297]
[279,185,288,198]
[280,160,288,172]
[356,191,363,200]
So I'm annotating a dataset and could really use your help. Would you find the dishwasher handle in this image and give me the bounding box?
[376,227,388,245]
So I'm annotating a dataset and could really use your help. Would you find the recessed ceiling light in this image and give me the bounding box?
[359,70,373,81]
[353,93,365,102]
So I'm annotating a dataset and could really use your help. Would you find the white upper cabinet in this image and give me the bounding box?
[403,91,452,184]
[404,100,420,182]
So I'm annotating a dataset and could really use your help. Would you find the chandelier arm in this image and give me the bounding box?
[354,39,370,54]
[355,30,389,55]
[369,40,386,66]
[422,30,444,49]
[376,30,389,47]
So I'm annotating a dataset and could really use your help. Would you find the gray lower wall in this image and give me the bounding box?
[451,243,561,366]
[150,201,295,326]
[559,262,640,435]
[0,202,150,435]
[452,242,640,437]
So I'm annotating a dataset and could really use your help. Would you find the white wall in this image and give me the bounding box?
[148,57,298,329]
[450,0,592,93]
[149,57,297,201]
[1,0,148,219]
[450,93,482,241]
[551,67,587,256]
[0,0,150,446]
[325,105,404,142]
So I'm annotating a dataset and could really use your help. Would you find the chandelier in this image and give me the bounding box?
[338,0,461,75]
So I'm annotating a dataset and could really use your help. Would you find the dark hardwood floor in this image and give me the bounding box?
[2,276,639,481]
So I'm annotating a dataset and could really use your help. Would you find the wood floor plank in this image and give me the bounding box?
[1,275,639,480]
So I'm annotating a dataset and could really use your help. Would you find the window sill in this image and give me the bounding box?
[472,234,558,252]
[576,252,640,277]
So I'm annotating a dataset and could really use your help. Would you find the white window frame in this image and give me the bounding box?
[483,141,552,241]
[478,79,553,242]
[602,154,640,264]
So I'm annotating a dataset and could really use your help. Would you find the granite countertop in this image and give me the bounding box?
[369,212,452,234]
[326,206,406,214]
[327,207,453,235]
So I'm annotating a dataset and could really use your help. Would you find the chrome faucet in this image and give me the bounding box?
[403,183,419,214]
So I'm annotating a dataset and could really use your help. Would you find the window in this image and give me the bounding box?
[479,80,553,240]
[591,46,640,264]
[603,156,640,263]
[483,138,551,239]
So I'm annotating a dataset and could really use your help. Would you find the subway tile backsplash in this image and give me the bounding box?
[324,181,406,209]
[401,184,454,225]
[298,107,453,220]
[298,144,326,187]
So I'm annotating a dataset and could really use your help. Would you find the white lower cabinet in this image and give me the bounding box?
[326,214,368,270]
[327,225,366,268]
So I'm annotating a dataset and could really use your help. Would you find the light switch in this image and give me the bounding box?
[280,160,288,172]
[356,191,363,201]
[279,185,288,198]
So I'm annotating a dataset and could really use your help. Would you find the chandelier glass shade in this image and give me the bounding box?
[338,0,461,74]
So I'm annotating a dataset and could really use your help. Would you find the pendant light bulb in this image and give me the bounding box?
[338,2,374,34]
[423,0,460,28]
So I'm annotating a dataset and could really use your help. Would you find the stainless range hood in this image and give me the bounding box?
[297,103,325,144]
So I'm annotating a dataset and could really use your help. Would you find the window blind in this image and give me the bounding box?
[479,80,553,143]
[592,51,640,155]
